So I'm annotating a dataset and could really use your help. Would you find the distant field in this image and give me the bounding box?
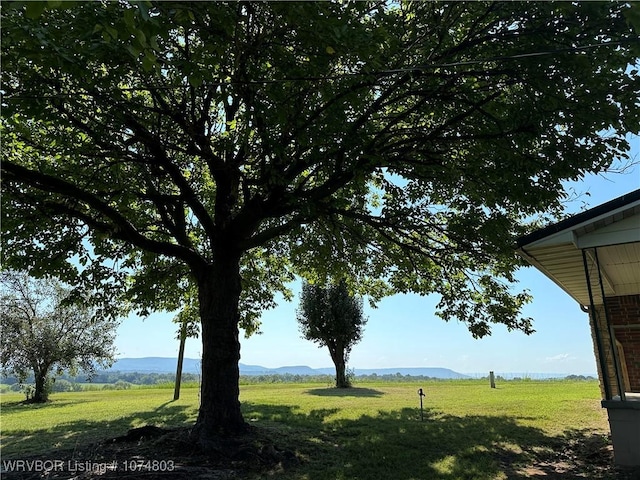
[1,380,612,479]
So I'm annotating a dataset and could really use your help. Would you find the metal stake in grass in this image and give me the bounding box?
[418,388,426,421]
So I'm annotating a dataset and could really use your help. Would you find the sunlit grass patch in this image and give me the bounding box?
[237,381,608,479]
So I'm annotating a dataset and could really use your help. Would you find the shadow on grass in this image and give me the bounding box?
[305,387,384,398]
[1,402,192,458]
[242,403,633,480]
[2,400,636,480]
[0,399,85,412]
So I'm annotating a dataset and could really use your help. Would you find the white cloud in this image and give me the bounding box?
[544,353,574,362]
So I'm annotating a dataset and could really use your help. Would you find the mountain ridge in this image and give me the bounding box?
[108,357,596,379]
[109,357,469,378]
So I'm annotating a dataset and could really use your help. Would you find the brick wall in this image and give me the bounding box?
[589,294,640,397]
[607,295,640,392]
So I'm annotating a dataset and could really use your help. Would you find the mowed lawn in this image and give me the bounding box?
[1,381,610,479]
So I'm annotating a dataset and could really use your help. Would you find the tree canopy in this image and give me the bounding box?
[0,271,117,402]
[2,1,638,439]
[298,279,367,388]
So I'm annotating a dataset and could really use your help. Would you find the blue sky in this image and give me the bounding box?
[116,135,640,375]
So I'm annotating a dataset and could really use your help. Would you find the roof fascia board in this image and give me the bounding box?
[575,215,640,249]
[521,201,640,249]
[516,189,640,248]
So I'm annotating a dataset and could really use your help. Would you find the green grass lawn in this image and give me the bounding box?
[1,380,610,479]
[0,388,199,456]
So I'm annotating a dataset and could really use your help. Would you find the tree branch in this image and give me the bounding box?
[2,162,203,267]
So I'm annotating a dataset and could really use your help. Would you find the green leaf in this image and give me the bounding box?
[138,2,150,21]
[623,3,640,32]
[142,52,156,72]
[126,45,141,58]
[188,73,203,88]
[123,8,136,30]
[25,1,46,19]
[134,28,147,47]
[104,25,118,40]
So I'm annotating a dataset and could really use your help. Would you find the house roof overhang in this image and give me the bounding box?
[516,189,640,306]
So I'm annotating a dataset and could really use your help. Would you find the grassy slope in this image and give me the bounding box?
[1,380,609,479]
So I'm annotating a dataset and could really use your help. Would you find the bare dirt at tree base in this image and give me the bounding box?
[503,431,640,480]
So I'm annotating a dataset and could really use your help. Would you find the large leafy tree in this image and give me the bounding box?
[0,271,117,403]
[2,1,639,442]
[298,280,367,388]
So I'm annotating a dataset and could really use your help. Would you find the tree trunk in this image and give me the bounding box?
[191,251,247,444]
[32,370,49,403]
[173,320,187,401]
[331,348,350,389]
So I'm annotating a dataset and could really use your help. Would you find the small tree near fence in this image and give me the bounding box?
[173,292,200,400]
[297,279,367,388]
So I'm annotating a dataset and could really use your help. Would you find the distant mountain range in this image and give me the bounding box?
[108,357,596,380]
[108,357,469,379]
